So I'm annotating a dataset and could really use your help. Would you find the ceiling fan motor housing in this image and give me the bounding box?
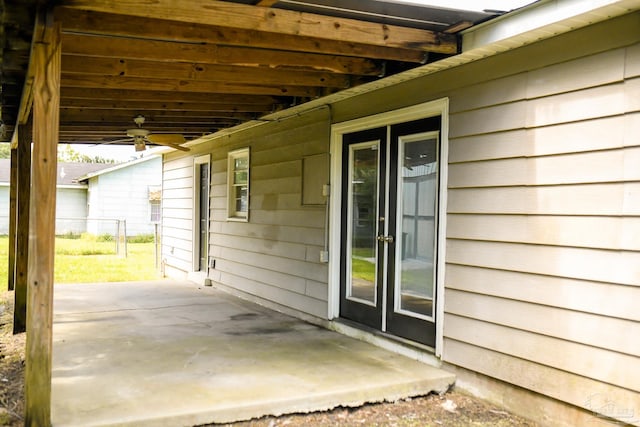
[126,128,150,137]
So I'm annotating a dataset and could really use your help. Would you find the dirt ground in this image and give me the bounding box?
[0,290,537,427]
[0,292,25,427]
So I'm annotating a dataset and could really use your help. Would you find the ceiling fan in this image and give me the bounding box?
[109,115,190,152]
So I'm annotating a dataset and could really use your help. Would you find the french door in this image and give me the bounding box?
[339,116,441,347]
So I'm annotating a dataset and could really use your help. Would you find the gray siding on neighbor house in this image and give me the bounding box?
[0,185,88,234]
[55,187,88,234]
[86,156,162,236]
[330,11,640,424]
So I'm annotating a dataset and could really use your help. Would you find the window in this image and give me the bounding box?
[148,185,161,223]
[149,200,161,223]
[227,148,249,221]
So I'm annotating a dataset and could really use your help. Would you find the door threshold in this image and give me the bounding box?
[328,318,441,368]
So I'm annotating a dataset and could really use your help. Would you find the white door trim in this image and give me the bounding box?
[328,98,449,357]
[192,154,211,274]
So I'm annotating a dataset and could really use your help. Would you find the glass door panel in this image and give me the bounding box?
[395,133,439,319]
[347,142,379,305]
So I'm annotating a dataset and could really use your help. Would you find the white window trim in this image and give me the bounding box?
[227,147,250,222]
[149,199,161,224]
[328,98,449,359]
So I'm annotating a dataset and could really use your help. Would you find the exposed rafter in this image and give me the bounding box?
[4,0,495,145]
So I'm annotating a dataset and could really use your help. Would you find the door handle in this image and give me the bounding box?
[377,235,394,243]
[377,235,385,242]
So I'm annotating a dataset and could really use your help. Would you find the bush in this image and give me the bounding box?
[56,231,82,239]
[78,232,114,242]
[97,233,114,242]
[127,234,155,244]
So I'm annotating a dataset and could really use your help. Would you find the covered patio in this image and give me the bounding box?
[52,280,455,427]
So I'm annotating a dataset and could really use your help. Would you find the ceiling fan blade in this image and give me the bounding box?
[100,138,134,145]
[146,134,189,152]
[147,134,186,145]
[145,137,190,152]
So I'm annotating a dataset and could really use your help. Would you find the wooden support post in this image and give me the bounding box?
[7,147,18,291]
[24,14,61,426]
[13,122,32,335]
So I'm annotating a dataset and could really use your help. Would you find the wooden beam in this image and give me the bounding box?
[60,99,276,113]
[13,123,31,335]
[59,0,457,53]
[25,14,61,427]
[61,0,458,54]
[256,0,279,6]
[60,87,287,105]
[59,109,257,123]
[7,147,18,292]
[58,124,225,133]
[61,55,351,88]
[60,87,284,105]
[61,33,382,76]
[57,9,430,62]
[61,74,320,97]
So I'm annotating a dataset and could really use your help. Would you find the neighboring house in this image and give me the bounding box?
[161,4,639,427]
[0,160,111,234]
[78,155,162,236]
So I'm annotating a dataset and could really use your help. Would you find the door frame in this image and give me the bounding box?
[192,154,211,273]
[328,98,449,357]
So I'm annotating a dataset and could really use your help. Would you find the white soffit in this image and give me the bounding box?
[462,0,640,51]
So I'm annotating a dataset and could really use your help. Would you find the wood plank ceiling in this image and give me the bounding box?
[1,0,497,149]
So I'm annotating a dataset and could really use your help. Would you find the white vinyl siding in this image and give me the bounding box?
[163,109,330,317]
[329,11,640,425]
[440,18,640,424]
[159,11,640,425]
[162,155,195,274]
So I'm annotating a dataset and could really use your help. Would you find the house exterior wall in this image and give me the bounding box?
[163,111,330,318]
[86,156,162,236]
[0,185,88,234]
[162,11,639,426]
[55,187,88,234]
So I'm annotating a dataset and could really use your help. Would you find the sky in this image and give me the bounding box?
[71,143,148,162]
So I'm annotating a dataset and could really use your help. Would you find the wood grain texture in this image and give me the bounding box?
[25,18,61,427]
[7,147,17,291]
[57,8,428,62]
[62,33,381,76]
[60,0,456,53]
[12,125,31,334]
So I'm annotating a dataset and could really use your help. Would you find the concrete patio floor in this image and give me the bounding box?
[52,280,455,427]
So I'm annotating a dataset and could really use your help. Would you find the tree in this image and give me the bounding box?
[57,144,117,164]
[0,143,11,159]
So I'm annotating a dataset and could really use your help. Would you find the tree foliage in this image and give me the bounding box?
[0,143,11,159]
[57,144,116,164]
[0,143,117,164]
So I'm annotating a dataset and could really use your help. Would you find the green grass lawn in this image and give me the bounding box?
[0,235,161,291]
